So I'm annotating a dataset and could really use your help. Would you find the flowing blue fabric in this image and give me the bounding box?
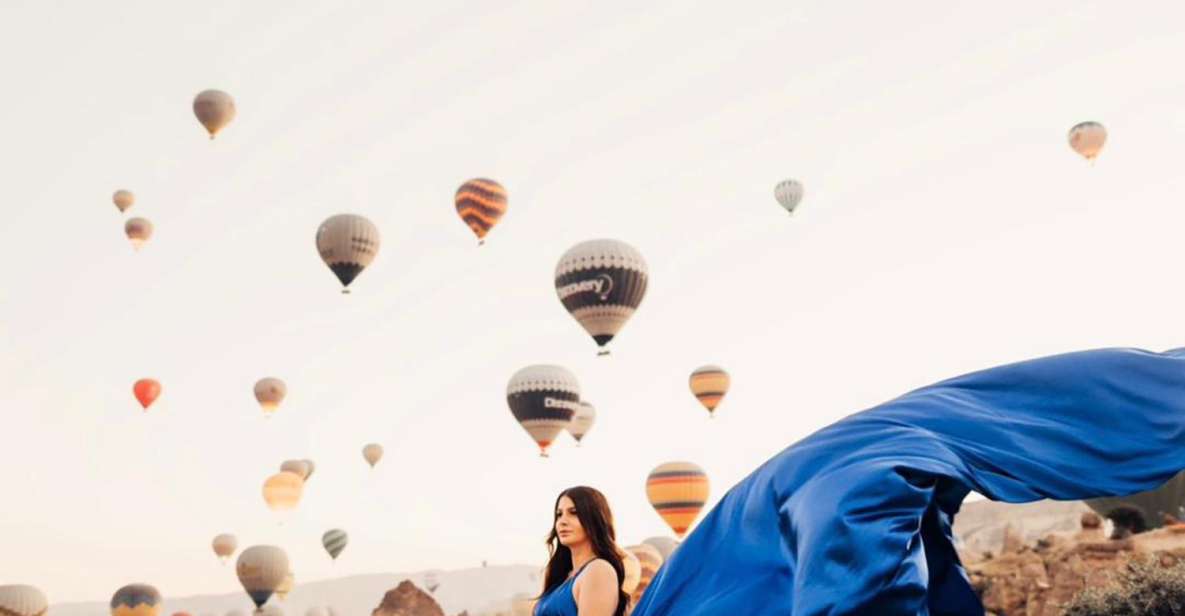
[630,347,1185,616]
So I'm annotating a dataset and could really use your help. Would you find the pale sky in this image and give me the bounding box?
[3,0,1185,603]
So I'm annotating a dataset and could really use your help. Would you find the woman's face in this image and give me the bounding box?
[555,495,587,547]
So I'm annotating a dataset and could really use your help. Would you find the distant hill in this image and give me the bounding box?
[49,565,540,616]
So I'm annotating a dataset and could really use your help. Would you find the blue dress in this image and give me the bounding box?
[534,561,594,616]
[631,347,1185,616]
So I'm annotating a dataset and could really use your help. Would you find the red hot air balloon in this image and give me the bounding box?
[133,379,161,410]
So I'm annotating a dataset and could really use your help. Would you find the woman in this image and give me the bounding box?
[630,346,1185,615]
[534,486,629,616]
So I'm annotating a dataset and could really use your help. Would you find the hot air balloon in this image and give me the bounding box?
[254,378,287,415]
[111,584,161,616]
[315,214,380,293]
[424,572,439,594]
[212,533,238,564]
[620,548,641,595]
[689,365,730,417]
[454,178,507,245]
[275,571,293,601]
[125,217,154,250]
[0,585,48,616]
[236,545,289,609]
[626,544,664,603]
[362,443,383,468]
[133,378,161,410]
[302,459,316,479]
[555,239,648,355]
[646,461,709,538]
[322,529,348,560]
[193,90,236,139]
[506,365,580,457]
[279,460,310,480]
[774,179,804,215]
[641,536,680,561]
[1086,470,1185,533]
[262,471,304,512]
[566,400,596,445]
[1068,121,1107,162]
[113,190,135,213]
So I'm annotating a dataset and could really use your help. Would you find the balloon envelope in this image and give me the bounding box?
[1068,121,1107,161]
[113,190,134,213]
[0,585,48,616]
[262,471,304,511]
[280,460,311,480]
[506,365,580,456]
[774,179,804,214]
[646,461,710,538]
[362,443,383,468]
[254,378,287,414]
[110,584,161,616]
[236,545,289,608]
[554,239,648,353]
[641,536,680,561]
[193,89,236,139]
[133,378,161,410]
[322,529,348,560]
[315,214,380,292]
[454,178,508,242]
[125,217,154,250]
[689,365,730,415]
[212,533,238,562]
[567,400,596,444]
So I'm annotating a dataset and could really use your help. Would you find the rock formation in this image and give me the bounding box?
[372,580,445,616]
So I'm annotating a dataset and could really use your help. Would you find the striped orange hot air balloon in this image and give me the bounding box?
[454,178,507,245]
[646,461,709,538]
[133,379,161,411]
[689,365,730,417]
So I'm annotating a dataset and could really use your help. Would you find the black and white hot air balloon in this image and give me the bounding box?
[315,214,380,293]
[506,365,580,457]
[554,239,648,355]
[774,179,804,214]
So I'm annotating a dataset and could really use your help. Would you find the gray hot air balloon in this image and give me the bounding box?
[774,179,804,214]
[641,536,680,561]
[0,585,48,616]
[315,214,380,293]
[555,239,648,355]
[507,365,580,457]
[236,545,289,609]
[279,459,311,480]
[113,190,135,213]
[254,378,287,416]
[1087,469,1185,533]
[111,583,161,616]
[322,528,348,560]
[302,458,316,479]
[125,217,154,250]
[193,89,236,139]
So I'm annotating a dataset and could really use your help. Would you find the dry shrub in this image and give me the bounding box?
[1065,557,1185,615]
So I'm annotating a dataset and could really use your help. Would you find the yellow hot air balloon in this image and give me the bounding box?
[236,545,289,610]
[110,584,161,616]
[193,89,236,139]
[262,471,304,512]
[646,462,709,538]
[125,217,154,250]
[113,190,134,213]
[1068,121,1107,162]
[689,365,730,417]
[212,533,238,564]
[275,571,294,601]
[0,585,48,616]
[254,378,287,415]
[362,443,383,469]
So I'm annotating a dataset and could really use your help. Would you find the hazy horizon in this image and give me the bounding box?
[3,0,1185,604]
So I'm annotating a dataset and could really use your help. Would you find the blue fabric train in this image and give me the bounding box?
[630,347,1185,616]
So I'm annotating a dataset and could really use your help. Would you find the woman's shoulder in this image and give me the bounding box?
[576,558,618,581]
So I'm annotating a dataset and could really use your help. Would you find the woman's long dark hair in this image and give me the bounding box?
[540,486,628,616]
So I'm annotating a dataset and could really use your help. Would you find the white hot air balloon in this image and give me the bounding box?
[362,443,384,469]
[316,214,380,293]
[236,545,289,610]
[555,239,648,355]
[193,89,236,139]
[774,179,804,214]
[567,400,596,445]
[0,585,48,616]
